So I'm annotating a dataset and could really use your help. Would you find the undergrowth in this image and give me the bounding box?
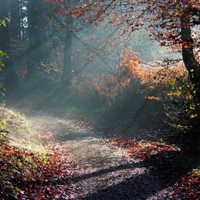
[0,107,79,199]
[0,139,48,199]
[0,107,46,154]
[0,137,78,199]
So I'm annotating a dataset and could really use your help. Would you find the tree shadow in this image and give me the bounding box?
[56,131,92,141]
[69,151,199,199]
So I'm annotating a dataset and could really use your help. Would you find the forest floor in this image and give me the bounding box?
[1,108,200,199]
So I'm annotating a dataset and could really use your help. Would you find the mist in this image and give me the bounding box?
[0,0,186,142]
[0,1,199,199]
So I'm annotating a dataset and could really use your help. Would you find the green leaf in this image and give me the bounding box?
[0,61,4,66]
[17,161,22,167]
[0,84,6,91]
[4,53,8,58]
[190,114,197,118]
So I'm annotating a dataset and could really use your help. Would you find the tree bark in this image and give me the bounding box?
[7,0,21,90]
[61,16,73,87]
[27,0,48,79]
[26,0,39,79]
[181,14,200,93]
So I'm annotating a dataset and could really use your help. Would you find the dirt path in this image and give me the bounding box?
[24,110,128,172]
[18,109,178,199]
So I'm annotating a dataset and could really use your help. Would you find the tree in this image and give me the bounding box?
[0,0,20,91]
[61,15,73,87]
[27,0,49,79]
[7,0,22,90]
[67,0,200,95]
[35,0,74,87]
[62,0,200,149]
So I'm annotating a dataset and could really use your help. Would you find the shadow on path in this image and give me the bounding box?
[69,151,198,200]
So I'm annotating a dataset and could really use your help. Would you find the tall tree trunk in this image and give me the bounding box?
[26,0,39,79]
[26,0,48,80]
[7,0,21,90]
[181,14,200,98]
[61,16,73,87]
[36,2,48,65]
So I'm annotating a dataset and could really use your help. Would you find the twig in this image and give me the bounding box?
[0,130,9,133]
[0,131,16,141]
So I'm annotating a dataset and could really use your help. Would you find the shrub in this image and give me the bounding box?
[69,74,103,108]
[163,74,200,151]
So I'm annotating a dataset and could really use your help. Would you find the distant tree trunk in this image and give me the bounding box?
[20,0,29,43]
[0,0,19,91]
[61,16,73,87]
[26,0,49,81]
[26,0,39,79]
[6,0,21,90]
[10,0,21,40]
[36,2,48,65]
[181,13,200,98]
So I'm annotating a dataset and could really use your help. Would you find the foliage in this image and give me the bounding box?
[174,169,200,199]
[135,59,200,150]
[0,112,9,142]
[57,0,200,101]
[0,138,77,199]
[68,48,174,123]
[68,74,102,107]
[94,46,200,150]
[163,74,200,150]
[0,50,8,67]
[55,0,200,58]
[96,48,141,105]
[8,38,28,80]
[109,137,180,160]
[0,17,9,94]
[0,109,81,199]
[67,48,141,108]
[0,107,46,154]
[96,48,187,105]
[0,131,9,143]
[0,17,9,27]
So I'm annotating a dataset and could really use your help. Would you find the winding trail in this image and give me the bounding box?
[18,109,177,200]
[24,110,128,171]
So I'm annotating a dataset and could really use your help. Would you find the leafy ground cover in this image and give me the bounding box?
[0,108,82,199]
[0,107,46,154]
[0,130,81,199]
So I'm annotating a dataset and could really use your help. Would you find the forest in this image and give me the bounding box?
[0,0,200,199]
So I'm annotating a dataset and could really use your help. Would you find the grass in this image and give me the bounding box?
[0,107,46,154]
